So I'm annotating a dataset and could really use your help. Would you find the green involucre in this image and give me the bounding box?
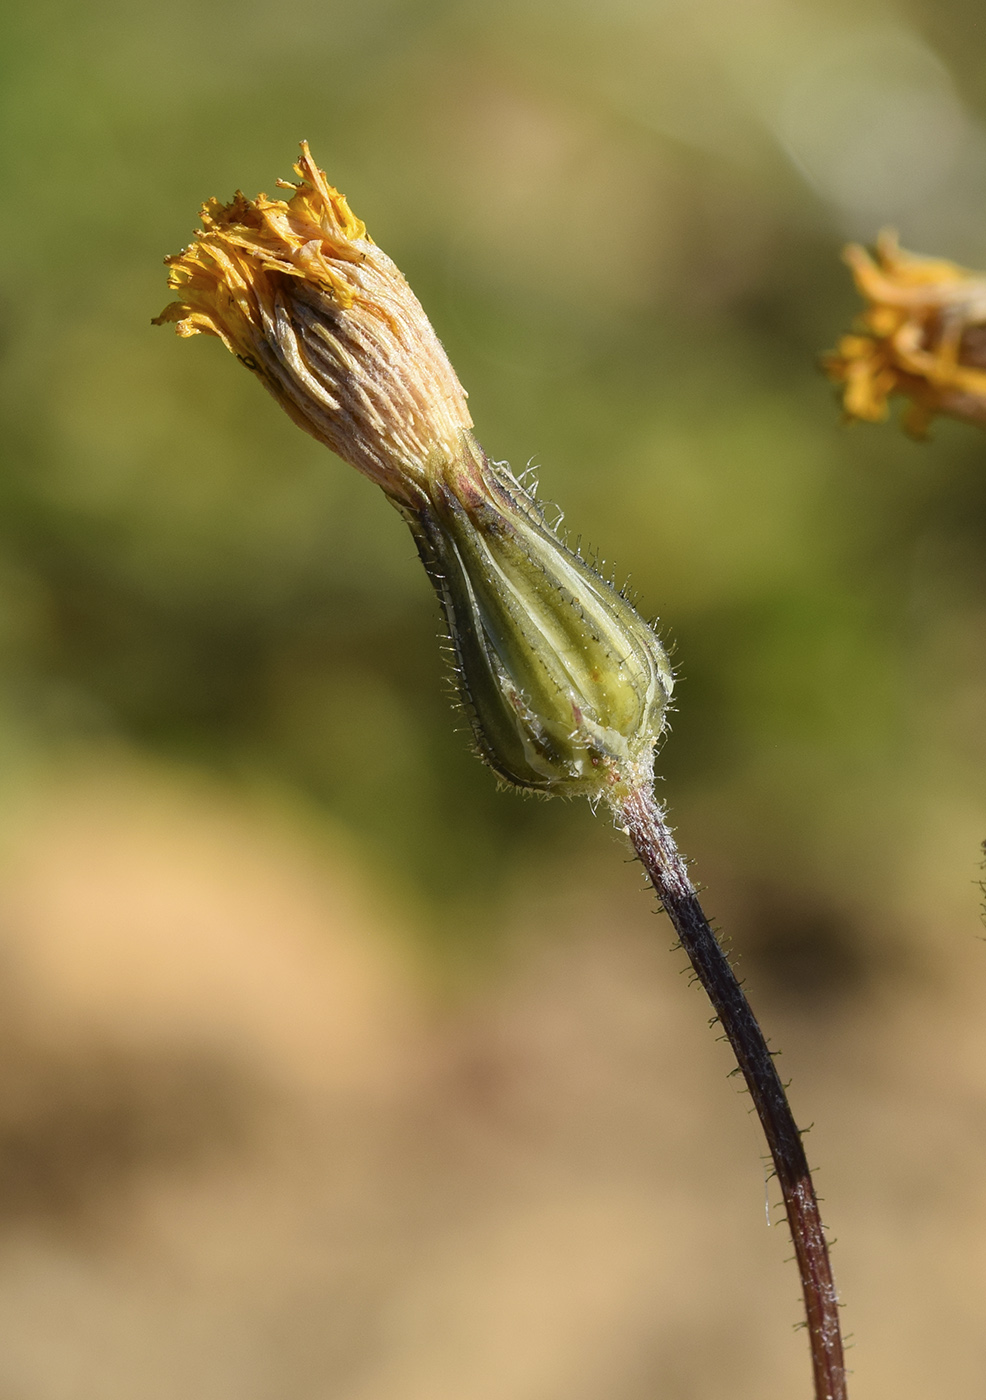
[408,436,673,797]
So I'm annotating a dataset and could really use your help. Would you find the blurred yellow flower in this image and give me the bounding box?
[824,231,986,437]
[154,142,472,509]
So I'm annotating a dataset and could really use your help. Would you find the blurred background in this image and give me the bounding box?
[0,0,985,1395]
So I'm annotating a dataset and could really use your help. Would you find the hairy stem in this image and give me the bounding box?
[616,782,847,1400]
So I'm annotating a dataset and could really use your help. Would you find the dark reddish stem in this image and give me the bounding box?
[617,783,847,1400]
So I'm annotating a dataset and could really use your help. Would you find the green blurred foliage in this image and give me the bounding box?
[0,0,984,978]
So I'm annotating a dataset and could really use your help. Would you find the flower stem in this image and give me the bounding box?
[615,782,847,1400]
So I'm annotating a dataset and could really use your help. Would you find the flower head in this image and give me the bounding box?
[154,142,472,507]
[412,438,673,796]
[824,231,986,437]
[157,145,672,798]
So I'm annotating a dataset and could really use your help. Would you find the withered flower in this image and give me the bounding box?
[156,144,672,798]
[824,230,986,437]
[155,145,472,509]
[157,147,847,1395]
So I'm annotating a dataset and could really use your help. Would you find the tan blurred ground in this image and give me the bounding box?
[0,758,976,1400]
